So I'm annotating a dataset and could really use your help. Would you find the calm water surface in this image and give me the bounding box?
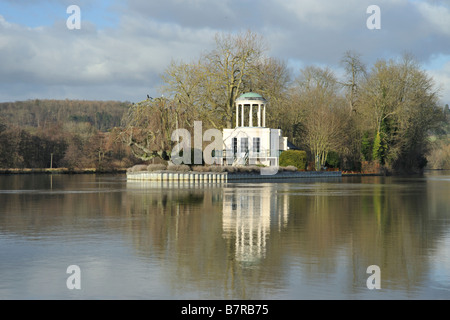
[0,172,449,299]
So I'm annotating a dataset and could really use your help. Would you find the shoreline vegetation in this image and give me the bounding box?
[0,168,127,174]
[0,166,445,176]
[1,32,449,175]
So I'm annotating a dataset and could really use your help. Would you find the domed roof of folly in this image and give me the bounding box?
[236,92,266,102]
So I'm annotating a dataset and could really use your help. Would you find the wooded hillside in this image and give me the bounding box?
[0,99,128,131]
[0,99,138,170]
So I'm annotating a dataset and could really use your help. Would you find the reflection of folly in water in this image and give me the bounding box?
[125,181,291,298]
[222,185,289,264]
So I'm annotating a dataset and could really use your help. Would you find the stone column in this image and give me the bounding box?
[236,104,239,128]
[263,105,266,128]
[241,104,244,127]
[249,104,253,127]
[258,104,261,127]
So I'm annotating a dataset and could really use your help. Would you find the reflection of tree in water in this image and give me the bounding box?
[283,177,440,294]
[348,177,430,291]
[2,175,448,298]
[0,174,126,237]
[123,177,450,298]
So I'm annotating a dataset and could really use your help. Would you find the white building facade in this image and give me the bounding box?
[221,92,287,167]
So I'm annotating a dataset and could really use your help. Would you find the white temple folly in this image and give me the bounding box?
[221,92,288,167]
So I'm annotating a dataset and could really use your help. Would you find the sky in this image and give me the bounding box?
[0,0,449,105]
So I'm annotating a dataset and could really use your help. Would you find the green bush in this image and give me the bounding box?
[279,150,307,170]
[326,151,340,169]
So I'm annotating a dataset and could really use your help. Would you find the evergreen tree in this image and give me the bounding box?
[372,131,382,162]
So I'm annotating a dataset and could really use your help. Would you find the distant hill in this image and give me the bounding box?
[0,99,130,132]
[0,99,137,170]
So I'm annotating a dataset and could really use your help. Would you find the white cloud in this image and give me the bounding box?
[279,0,364,29]
[0,11,217,101]
[0,1,449,102]
[428,61,450,104]
[415,1,450,36]
[0,15,13,28]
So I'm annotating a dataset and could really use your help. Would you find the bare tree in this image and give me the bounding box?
[120,98,190,161]
[251,57,292,129]
[206,31,267,128]
[293,66,348,170]
[161,30,268,129]
[161,60,206,127]
[358,54,442,171]
[340,51,367,114]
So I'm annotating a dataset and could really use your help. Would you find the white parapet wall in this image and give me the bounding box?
[127,171,342,183]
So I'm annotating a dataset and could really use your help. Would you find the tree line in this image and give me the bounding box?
[0,100,137,170]
[1,31,448,172]
[122,30,449,173]
[0,99,128,130]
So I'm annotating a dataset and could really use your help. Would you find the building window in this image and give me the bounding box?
[253,137,260,153]
[241,138,248,153]
[232,138,238,155]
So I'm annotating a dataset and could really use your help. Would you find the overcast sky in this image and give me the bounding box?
[0,0,449,105]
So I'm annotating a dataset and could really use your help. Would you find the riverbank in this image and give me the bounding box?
[342,172,384,176]
[0,168,127,174]
[0,168,382,177]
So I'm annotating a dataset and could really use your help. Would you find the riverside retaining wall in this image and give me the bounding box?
[127,170,342,183]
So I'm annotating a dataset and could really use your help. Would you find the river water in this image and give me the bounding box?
[0,171,449,300]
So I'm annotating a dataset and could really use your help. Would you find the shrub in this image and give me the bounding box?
[247,166,261,173]
[128,164,148,172]
[167,164,191,172]
[189,166,225,173]
[427,143,450,170]
[192,165,209,172]
[326,151,340,169]
[361,161,381,174]
[223,166,237,173]
[236,167,250,173]
[210,166,225,172]
[236,166,260,173]
[279,150,307,170]
[147,164,167,171]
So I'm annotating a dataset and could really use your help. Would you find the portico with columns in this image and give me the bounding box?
[235,93,267,128]
[221,92,287,167]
